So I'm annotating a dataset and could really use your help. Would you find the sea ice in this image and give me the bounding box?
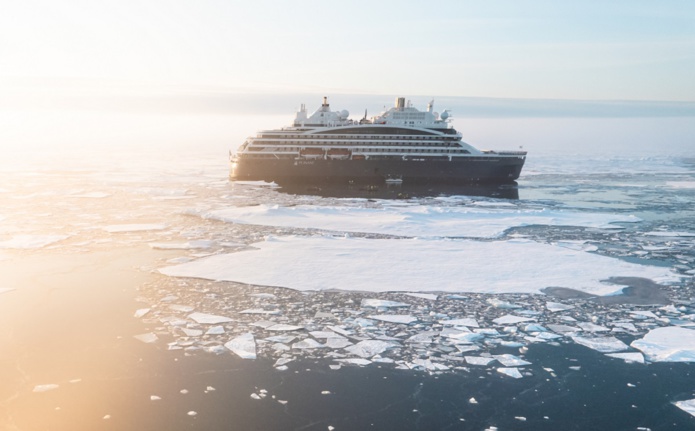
[464,356,496,366]
[160,236,679,295]
[204,204,640,239]
[224,333,256,359]
[546,302,574,312]
[187,312,233,324]
[361,298,410,308]
[292,339,325,349]
[497,367,523,378]
[344,340,398,358]
[571,336,629,353]
[631,327,695,362]
[606,352,645,363]
[134,333,158,343]
[0,235,68,249]
[103,224,167,233]
[369,314,418,324]
[673,399,695,418]
[33,384,60,393]
[493,315,535,325]
[440,318,479,328]
[493,354,532,367]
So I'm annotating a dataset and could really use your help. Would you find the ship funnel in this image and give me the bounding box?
[395,97,405,110]
[322,96,329,107]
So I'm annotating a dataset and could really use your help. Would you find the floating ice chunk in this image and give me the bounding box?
[465,356,496,366]
[493,315,535,325]
[645,231,695,237]
[497,367,523,378]
[240,308,280,315]
[70,191,110,198]
[493,354,531,367]
[0,234,68,249]
[450,333,485,344]
[406,331,438,344]
[440,318,479,328]
[33,384,59,393]
[572,336,629,353]
[673,399,695,418]
[410,358,449,371]
[292,339,326,349]
[267,324,303,332]
[188,312,233,324]
[324,338,353,349]
[488,299,521,309]
[361,299,410,308]
[631,327,695,362]
[577,322,610,332]
[314,311,334,319]
[205,326,225,335]
[181,328,203,337]
[159,236,681,295]
[103,224,166,233]
[606,352,645,363]
[612,322,638,332]
[224,333,256,359]
[404,293,438,300]
[170,304,195,313]
[337,358,372,366]
[134,308,150,318]
[148,240,214,250]
[274,357,294,367]
[150,395,161,401]
[369,314,417,324]
[134,333,158,343]
[265,335,296,343]
[345,340,398,358]
[546,302,574,312]
[629,311,658,319]
[547,324,581,333]
[469,397,478,404]
[327,326,352,337]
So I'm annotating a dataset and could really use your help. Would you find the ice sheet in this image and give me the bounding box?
[205,204,639,239]
[673,399,695,418]
[224,333,256,359]
[103,224,167,233]
[571,336,629,353]
[630,327,695,362]
[159,236,679,295]
[0,235,68,249]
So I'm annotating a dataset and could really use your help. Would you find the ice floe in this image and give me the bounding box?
[224,333,256,359]
[204,204,639,239]
[631,327,695,362]
[673,398,695,418]
[0,235,68,249]
[497,367,524,379]
[187,312,233,324]
[103,223,167,233]
[159,236,680,295]
[571,336,629,353]
[33,384,60,393]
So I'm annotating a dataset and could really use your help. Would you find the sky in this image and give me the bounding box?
[1,0,694,101]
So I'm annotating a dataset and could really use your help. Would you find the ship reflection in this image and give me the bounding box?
[276,181,520,200]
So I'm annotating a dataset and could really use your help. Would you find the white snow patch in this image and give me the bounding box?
[205,204,639,239]
[572,336,629,353]
[0,235,68,249]
[187,312,233,324]
[103,223,167,233]
[159,236,679,295]
[631,327,695,362]
[224,333,256,359]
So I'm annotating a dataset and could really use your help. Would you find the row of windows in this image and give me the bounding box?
[254,140,458,147]
[247,147,470,154]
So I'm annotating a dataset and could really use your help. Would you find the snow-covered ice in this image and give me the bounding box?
[160,236,679,295]
[204,204,639,239]
[187,312,233,324]
[571,336,629,353]
[0,235,68,249]
[631,327,695,362]
[673,399,695,418]
[224,333,256,359]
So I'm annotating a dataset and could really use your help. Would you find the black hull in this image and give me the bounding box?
[231,157,525,184]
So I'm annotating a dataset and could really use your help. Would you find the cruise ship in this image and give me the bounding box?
[230,97,526,184]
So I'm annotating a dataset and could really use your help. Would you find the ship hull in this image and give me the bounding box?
[231,156,525,184]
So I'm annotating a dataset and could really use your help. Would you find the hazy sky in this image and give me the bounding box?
[2,0,694,101]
